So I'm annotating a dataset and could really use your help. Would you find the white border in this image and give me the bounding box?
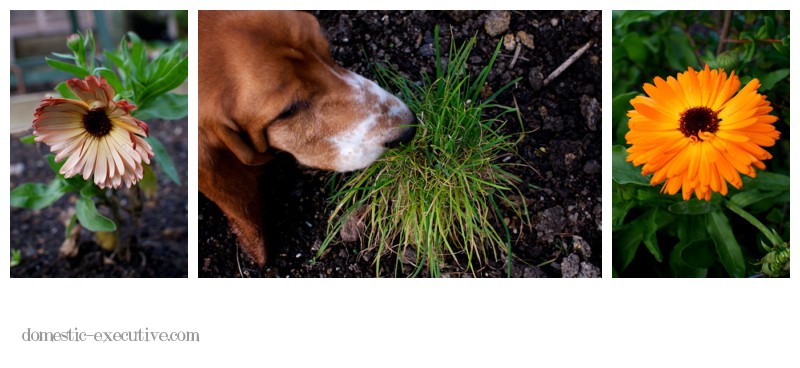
[3,2,798,367]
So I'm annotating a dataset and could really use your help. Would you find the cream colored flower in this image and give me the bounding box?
[33,75,154,189]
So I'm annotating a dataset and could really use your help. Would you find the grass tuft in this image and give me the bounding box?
[320,26,528,277]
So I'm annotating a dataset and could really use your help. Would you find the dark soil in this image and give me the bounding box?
[10,117,188,278]
[199,10,602,278]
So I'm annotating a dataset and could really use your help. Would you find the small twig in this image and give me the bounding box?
[499,53,530,62]
[725,38,783,44]
[509,42,522,69]
[717,10,733,55]
[543,40,593,86]
[236,243,244,278]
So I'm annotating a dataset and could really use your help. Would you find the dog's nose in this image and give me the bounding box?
[384,123,417,148]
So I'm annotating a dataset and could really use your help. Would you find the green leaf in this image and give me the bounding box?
[739,32,757,63]
[613,225,643,272]
[126,32,148,75]
[746,171,790,191]
[95,67,125,94]
[621,33,648,64]
[138,57,188,106]
[612,92,638,144]
[670,217,709,277]
[55,82,79,100]
[642,207,663,262]
[730,190,782,208]
[10,249,22,267]
[45,58,89,78]
[104,50,126,74]
[670,241,709,278]
[664,28,699,71]
[46,154,86,190]
[758,69,789,91]
[668,200,718,215]
[706,210,745,277]
[613,10,667,30]
[133,93,188,120]
[10,180,67,210]
[64,213,78,238]
[756,16,776,39]
[773,36,789,55]
[75,196,116,232]
[676,213,708,242]
[766,208,784,224]
[20,135,36,144]
[612,185,635,230]
[51,52,77,60]
[79,182,105,199]
[147,136,181,185]
[613,207,673,272]
[139,164,158,200]
[681,240,716,269]
[612,145,650,186]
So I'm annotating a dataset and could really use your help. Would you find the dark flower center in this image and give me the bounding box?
[679,106,720,139]
[83,109,112,137]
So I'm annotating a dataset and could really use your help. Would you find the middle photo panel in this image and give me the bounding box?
[198,10,602,278]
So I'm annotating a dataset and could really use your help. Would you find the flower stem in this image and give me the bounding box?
[724,200,783,247]
[130,185,142,233]
[108,189,130,261]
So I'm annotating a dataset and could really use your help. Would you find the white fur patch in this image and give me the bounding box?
[328,70,412,172]
[329,115,386,172]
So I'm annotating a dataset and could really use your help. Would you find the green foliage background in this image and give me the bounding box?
[611,11,790,277]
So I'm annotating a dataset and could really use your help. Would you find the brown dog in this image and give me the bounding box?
[199,11,416,265]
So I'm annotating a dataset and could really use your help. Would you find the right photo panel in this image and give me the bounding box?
[612,10,790,277]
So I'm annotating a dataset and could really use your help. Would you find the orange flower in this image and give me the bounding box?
[33,75,154,189]
[626,65,780,201]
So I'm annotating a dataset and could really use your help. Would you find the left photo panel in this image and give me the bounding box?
[10,10,189,277]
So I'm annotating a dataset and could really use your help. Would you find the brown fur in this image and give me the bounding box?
[199,11,414,265]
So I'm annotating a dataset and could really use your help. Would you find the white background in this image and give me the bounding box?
[2,1,798,367]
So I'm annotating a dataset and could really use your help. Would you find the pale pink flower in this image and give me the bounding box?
[33,75,154,189]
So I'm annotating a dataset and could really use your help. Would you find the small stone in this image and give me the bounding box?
[564,152,577,166]
[485,10,511,37]
[339,206,367,242]
[593,203,602,229]
[523,267,547,278]
[445,10,478,23]
[503,34,516,51]
[572,235,592,259]
[528,66,544,91]
[561,254,580,278]
[582,159,601,175]
[9,162,25,176]
[535,206,566,243]
[419,43,435,57]
[516,31,534,49]
[580,95,600,131]
[578,262,601,278]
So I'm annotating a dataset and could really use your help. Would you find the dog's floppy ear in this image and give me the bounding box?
[214,118,273,166]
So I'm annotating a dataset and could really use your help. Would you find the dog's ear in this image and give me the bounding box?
[214,118,273,166]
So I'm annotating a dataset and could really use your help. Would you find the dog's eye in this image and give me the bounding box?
[276,102,307,120]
